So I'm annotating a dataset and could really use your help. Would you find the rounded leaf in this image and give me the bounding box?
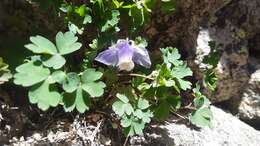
[62,73,80,93]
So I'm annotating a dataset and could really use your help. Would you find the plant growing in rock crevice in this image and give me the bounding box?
[11,0,213,137]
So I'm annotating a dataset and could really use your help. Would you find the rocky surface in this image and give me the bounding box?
[4,106,259,146]
[192,0,260,126]
[131,106,260,146]
[238,70,260,122]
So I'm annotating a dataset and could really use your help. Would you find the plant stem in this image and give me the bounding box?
[117,73,155,80]
[123,136,129,146]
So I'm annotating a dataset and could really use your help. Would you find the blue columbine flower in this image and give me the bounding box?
[95,39,151,71]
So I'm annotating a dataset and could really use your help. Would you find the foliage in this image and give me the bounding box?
[0,58,12,84]
[13,31,105,111]
[202,41,220,91]
[112,94,153,136]
[189,83,213,128]
[6,0,214,139]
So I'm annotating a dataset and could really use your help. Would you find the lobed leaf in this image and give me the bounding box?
[56,31,82,55]
[14,61,50,87]
[29,81,62,111]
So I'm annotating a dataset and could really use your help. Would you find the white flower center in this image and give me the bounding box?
[118,60,135,71]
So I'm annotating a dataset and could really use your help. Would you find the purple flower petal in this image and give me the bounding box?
[95,39,152,71]
[132,45,151,68]
[95,46,118,66]
[116,40,135,71]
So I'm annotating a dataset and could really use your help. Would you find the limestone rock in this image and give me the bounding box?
[238,70,260,121]
[131,106,260,146]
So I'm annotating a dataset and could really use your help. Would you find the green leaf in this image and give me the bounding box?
[132,121,145,135]
[172,65,193,79]
[194,95,211,109]
[112,101,125,116]
[81,69,103,82]
[14,61,50,87]
[134,109,143,119]
[166,95,181,109]
[112,100,134,116]
[141,110,153,123]
[193,82,202,97]
[204,69,218,91]
[121,116,132,127]
[0,58,12,84]
[125,103,134,115]
[42,54,66,69]
[63,87,90,113]
[25,35,57,55]
[0,72,12,84]
[82,82,106,97]
[55,31,82,55]
[51,71,66,84]
[29,80,62,111]
[154,100,171,120]
[190,107,213,128]
[161,47,182,67]
[116,93,129,103]
[68,22,84,35]
[134,109,153,123]
[75,4,87,17]
[176,78,192,90]
[62,73,80,93]
[83,14,92,24]
[137,98,149,109]
[100,10,120,32]
[129,5,145,26]
[81,69,106,97]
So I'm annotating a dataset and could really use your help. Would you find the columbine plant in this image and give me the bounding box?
[12,0,213,138]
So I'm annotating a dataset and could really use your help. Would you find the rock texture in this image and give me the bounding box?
[238,70,260,122]
[131,106,260,146]
[190,0,260,124]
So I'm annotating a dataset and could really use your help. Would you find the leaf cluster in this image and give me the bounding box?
[0,58,12,84]
[13,31,105,112]
[189,83,213,128]
[112,94,153,136]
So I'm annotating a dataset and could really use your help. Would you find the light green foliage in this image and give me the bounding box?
[112,94,153,136]
[0,58,12,84]
[133,47,193,120]
[13,31,105,112]
[25,31,82,69]
[63,87,91,113]
[29,80,62,111]
[62,68,106,113]
[158,47,193,91]
[62,73,80,93]
[14,61,50,87]
[81,69,106,97]
[189,83,213,128]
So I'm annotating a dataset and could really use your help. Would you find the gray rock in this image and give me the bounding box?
[238,70,260,121]
[132,106,260,146]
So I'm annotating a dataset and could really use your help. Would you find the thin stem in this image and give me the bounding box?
[172,112,188,120]
[123,136,129,146]
[117,73,155,80]
[170,108,188,120]
[180,103,197,110]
